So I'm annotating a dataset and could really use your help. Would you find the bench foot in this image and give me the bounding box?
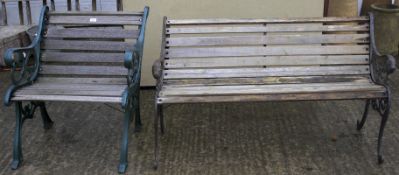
[119,98,133,174]
[11,102,23,170]
[357,100,370,130]
[378,155,384,164]
[377,99,390,165]
[118,163,128,174]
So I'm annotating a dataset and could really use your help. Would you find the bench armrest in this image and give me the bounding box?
[369,12,397,85]
[3,6,49,106]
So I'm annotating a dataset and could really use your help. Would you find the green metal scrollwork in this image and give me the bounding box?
[3,6,49,106]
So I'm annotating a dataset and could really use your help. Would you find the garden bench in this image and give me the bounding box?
[3,6,149,173]
[152,14,396,168]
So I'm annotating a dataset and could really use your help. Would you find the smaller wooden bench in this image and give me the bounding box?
[3,6,149,173]
[152,14,396,168]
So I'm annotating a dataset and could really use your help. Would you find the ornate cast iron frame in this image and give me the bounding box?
[3,6,149,174]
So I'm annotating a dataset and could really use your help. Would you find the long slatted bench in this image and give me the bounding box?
[152,14,396,168]
[3,6,149,173]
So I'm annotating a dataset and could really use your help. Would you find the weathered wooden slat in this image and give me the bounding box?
[49,15,142,25]
[157,91,385,104]
[160,82,384,96]
[22,83,126,91]
[167,17,369,25]
[164,55,369,68]
[166,45,369,58]
[49,11,143,16]
[37,77,127,85]
[12,95,122,103]
[164,75,371,86]
[15,89,123,97]
[42,40,134,51]
[46,28,139,39]
[41,51,125,63]
[163,65,370,79]
[166,34,369,46]
[40,65,128,76]
[166,24,369,34]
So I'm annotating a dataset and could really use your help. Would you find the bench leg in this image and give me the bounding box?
[118,100,133,174]
[357,100,370,130]
[159,105,165,134]
[11,102,23,170]
[134,94,142,133]
[37,102,53,130]
[377,96,391,164]
[153,103,161,170]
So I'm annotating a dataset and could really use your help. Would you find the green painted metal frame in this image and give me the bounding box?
[2,6,150,174]
[119,6,149,174]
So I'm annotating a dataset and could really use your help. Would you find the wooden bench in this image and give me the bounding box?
[3,6,149,173]
[152,14,396,168]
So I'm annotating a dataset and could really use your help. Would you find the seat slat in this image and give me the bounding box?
[167,17,369,25]
[160,82,384,96]
[164,75,371,86]
[165,55,369,68]
[42,51,125,63]
[49,15,142,25]
[49,11,143,16]
[158,91,385,104]
[166,45,369,58]
[37,77,127,85]
[40,65,127,76]
[46,28,139,39]
[15,89,124,97]
[163,65,370,79]
[166,24,369,34]
[22,84,126,91]
[42,40,134,51]
[11,95,122,103]
[166,34,369,47]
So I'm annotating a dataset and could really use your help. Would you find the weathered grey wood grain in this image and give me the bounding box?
[49,15,142,25]
[166,34,369,46]
[166,24,370,34]
[166,45,369,58]
[42,40,134,51]
[164,55,369,68]
[46,28,139,39]
[11,95,122,103]
[40,65,128,76]
[37,77,127,85]
[41,51,125,62]
[163,66,370,79]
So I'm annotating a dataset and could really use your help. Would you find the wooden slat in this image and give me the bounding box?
[164,75,371,86]
[49,15,142,25]
[41,51,125,63]
[46,28,139,39]
[165,55,369,68]
[15,89,124,97]
[12,95,122,103]
[37,77,127,85]
[42,40,134,51]
[166,34,369,46]
[49,11,143,16]
[157,91,385,104]
[166,45,369,58]
[166,24,369,34]
[163,66,370,79]
[160,82,384,96]
[167,17,369,25]
[21,83,126,91]
[40,65,128,76]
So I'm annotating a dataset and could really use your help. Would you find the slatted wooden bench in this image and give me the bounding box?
[152,14,396,168]
[3,6,149,173]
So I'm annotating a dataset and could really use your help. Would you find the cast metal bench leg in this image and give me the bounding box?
[134,94,142,132]
[153,103,162,170]
[11,102,23,170]
[118,99,133,174]
[377,96,391,164]
[357,99,370,130]
[37,102,53,130]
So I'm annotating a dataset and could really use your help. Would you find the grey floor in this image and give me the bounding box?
[1,71,399,175]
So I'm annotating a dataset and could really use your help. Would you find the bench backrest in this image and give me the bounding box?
[161,17,371,85]
[40,10,147,78]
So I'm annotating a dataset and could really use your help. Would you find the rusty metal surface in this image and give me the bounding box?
[1,71,399,174]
